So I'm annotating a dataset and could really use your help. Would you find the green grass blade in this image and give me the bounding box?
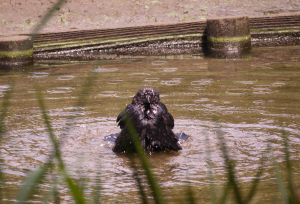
[281,128,298,204]
[17,163,49,204]
[30,0,67,40]
[21,0,67,51]
[92,170,102,204]
[0,82,13,136]
[124,114,166,204]
[0,157,3,202]
[185,184,196,204]
[130,157,148,204]
[42,175,60,204]
[59,73,97,145]
[53,182,60,204]
[35,86,85,204]
[52,176,60,204]
[0,82,14,202]
[270,146,289,204]
[213,117,243,204]
[204,128,218,204]
[62,169,85,204]
[219,180,231,204]
[243,156,265,204]
[35,87,61,160]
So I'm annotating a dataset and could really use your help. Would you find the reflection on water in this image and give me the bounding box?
[28,72,49,78]
[191,78,213,86]
[226,88,251,95]
[144,78,160,82]
[1,46,300,203]
[152,61,167,66]
[93,67,118,73]
[98,91,119,97]
[162,68,177,72]
[0,85,10,97]
[253,85,273,95]
[57,75,74,80]
[47,87,75,94]
[160,78,182,86]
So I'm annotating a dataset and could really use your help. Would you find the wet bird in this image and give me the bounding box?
[113,87,182,153]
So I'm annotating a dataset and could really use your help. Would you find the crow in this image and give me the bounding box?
[113,87,182,153]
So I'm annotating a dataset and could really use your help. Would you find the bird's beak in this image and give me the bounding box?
[146,95,151,103]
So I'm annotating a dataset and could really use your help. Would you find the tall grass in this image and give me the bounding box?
[208,117,266,204]
[270,128,300,204]
[17,76,97,204]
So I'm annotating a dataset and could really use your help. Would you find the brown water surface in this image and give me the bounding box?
[1,46,300,203]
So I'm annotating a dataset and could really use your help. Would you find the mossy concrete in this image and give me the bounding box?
[206,16,251,58]
[0,36,33,63]
[0,36,32,51]
[207,16,250,37]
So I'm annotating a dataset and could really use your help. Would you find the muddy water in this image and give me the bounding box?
[1,46,300,203]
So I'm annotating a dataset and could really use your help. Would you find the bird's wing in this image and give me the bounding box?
[116,104,135,129]
[147,102,180,151]
[159,102,174,129]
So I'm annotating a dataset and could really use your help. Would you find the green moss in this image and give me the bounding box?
[208,35,251,43]
[251,27,300,34]
[0,49,33,58]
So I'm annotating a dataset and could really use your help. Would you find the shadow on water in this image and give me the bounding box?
[1,45,300,203]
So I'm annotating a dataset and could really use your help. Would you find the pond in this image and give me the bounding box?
[1,45,300,203]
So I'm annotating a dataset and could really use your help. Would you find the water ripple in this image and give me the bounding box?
[226,88,250,96]
[252,85,272,94]
[152,61,167,65]
[160,78,182,86]
[163,68,177,72]
[235,81,256,85]
[28,72,49,78]
[194,98,210,103]
[57,75,74,80]
[129,73,150,75]
[272,82,285,87]
[93,67,118,73]
[98,91,119,97]
[144,78,159,82]
[191,78,213,86]
[107,80,123,84]
[253,100,265,105]
[47,87,74,94]
[0,85,11,97]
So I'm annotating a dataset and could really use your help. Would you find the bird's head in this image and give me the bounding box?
[132,87,160,104]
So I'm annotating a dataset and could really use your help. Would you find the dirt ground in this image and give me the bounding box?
[1,0,300,36]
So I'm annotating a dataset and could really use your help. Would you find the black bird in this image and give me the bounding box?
[113,87,182,153]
